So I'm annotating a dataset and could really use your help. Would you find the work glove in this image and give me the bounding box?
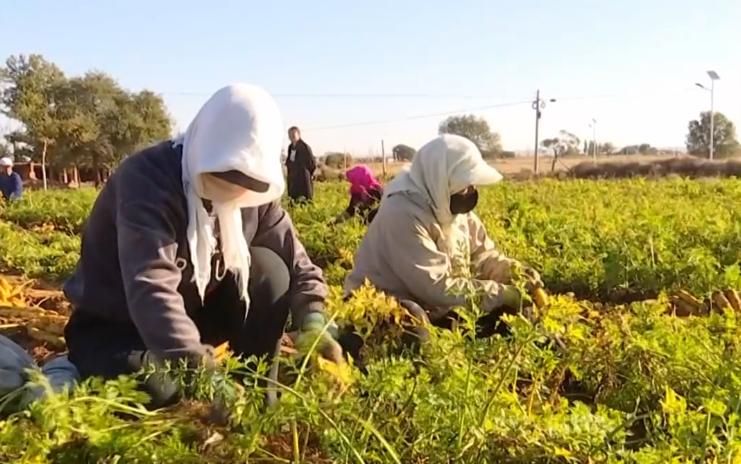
[522,267,544,289]
[510,261,543,289]
[501,284,523,309]
[293,312,344,365]
[501,285,541,323]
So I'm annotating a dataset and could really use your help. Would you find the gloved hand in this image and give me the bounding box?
[294,312,344,364]
[501,285,542,323]
[501,285,523,309]
[522,267,544,290]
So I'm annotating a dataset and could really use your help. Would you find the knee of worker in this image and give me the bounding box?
[248,247,290,305]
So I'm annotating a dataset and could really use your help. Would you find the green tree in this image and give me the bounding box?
[0,54,67,186]
[0,141,10,158]
[323,152,349,169]
[586,141,615,156]
[600,142,616,155]
[541,130,580,172]
[1,54,172,185]
[438,114,502,156]
[392,144,416,161]
[686,111,740,159]
[638,143,657,155]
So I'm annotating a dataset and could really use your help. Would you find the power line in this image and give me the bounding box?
[159,86,702,101]
[300,87,706,132]
[160,90,532,100]
[302,99,533,132]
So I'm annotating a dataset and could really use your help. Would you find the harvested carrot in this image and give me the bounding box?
[26,326,65,347]
[712,290,732,312]
[532,287,550,309]
[671,296,698,317]
[27,317,66,336]
[675,290,702,309]
[0,306,47,318]
[214,342,230,361]
[724,289,741,312]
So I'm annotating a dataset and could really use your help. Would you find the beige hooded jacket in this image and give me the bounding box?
[343,135,517,321]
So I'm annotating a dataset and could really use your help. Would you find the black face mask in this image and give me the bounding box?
[449,189,479,215]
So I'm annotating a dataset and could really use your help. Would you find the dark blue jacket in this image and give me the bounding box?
[0,172,22,200]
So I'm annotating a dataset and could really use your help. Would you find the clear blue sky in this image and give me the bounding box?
[3,0,740,156]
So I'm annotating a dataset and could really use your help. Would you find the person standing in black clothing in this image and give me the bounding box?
[285,127,317,202]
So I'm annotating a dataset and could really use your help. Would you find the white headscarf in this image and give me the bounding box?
[384,134,503,252]
[172,83,286,307]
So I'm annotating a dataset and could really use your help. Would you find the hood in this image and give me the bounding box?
[174,83,286,305]
[384,134,503,227]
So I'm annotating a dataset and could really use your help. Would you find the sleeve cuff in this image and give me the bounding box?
[292,301,325,327]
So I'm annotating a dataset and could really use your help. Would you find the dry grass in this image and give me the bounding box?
[359,155,686,178]
[302,154,741,184]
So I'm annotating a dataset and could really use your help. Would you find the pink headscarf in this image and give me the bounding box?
[346,165,382,201]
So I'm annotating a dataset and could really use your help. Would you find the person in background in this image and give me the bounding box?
[62,84,342,409]
[285,127,317,203]
[344,134,542,340]
[0,157,23,201]
[333,164,384,225]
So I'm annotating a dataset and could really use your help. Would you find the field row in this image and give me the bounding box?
[3,178,741,300]
[3,178,741,462]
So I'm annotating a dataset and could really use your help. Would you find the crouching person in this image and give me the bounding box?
[62,84,342,409]
[343,135,542,349]
[333,165,383,225]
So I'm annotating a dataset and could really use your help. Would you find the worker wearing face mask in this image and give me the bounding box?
[343,134,543,339]
[62,83,342,409]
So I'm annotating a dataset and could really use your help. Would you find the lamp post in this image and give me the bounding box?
[532,90,557,174]
[588,118,597,162]
[695,70,720,160]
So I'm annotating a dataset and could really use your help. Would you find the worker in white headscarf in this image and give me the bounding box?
[63,84,341,408]
[344,134,542,339]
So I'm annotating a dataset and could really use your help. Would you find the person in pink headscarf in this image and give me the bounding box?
[334,164,384,224]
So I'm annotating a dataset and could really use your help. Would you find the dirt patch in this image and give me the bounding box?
[259,431,332,463]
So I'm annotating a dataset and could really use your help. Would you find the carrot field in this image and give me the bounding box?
[3,178,741,463]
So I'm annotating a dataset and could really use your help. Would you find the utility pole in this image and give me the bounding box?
[532,90,556,174]
[710,77,716,160]
[589,118,597,163]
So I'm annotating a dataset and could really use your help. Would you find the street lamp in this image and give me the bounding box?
[695,70,720,160]
[588,118,597,162]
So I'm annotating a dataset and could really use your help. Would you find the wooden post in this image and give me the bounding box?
[381,140,387,177]
[41,140,48,190]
